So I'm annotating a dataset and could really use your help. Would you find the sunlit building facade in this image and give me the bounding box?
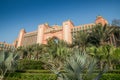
[14,16,109,48]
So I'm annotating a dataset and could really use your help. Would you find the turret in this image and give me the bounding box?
[17,29,26,47]
[63,20,74,44]
[95,16,108,26]
[37,24,49,44]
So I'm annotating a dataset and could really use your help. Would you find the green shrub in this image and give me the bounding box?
[93,70,120,74]
[17,59,45,70]
[83,73,120,80]
[5,72,57,80]
[5,73,120,80]
[100,74,120,80]
[16,70,52,73]
[116,64,120,70]
[5,70,120,80]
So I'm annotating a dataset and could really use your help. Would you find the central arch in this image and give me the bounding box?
[52,36,59,44]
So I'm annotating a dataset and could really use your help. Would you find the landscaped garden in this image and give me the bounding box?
[0,24,120,80]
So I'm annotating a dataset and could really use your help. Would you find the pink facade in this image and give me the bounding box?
[15,16,108,47]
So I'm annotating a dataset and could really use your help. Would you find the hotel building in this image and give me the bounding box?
[14,16,109,48]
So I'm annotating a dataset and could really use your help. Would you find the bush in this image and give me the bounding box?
[116,64,120,70]
[83,73,120,80]
[100,74,120,80]
[16,70,52,73]
[17,59,45,70]
[93,70,120,74]
[5,70,120,80]
[6,73,120,80]
[5,72,57,80]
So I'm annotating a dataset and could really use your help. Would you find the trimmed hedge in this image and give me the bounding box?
[16,70,65,74]
[17,59,45,70]
[18,70,120,74]
[93,70,120,74]
[5,70,120,80]
[5,73,120,80]
[16,70,52,73]
[5,72,57,80]
[100,74,120,80]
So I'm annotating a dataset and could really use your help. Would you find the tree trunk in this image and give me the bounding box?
[100,61,103,70]
[108,60,113,70]
[37,52,39,60]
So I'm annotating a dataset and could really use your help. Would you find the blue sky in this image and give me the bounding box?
[0,0,120,43]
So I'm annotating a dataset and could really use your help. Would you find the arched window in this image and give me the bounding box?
[53,37,59,44]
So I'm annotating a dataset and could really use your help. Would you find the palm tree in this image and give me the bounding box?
[73,30,90,51]
[87,44,119,70]
[113,27,120,47]
[45,38,70,70]
[54,40,71,70]
[87,24,119,71]
[52,49,108,80]
[46,37,57,58]
[25,45,33,60]
[32,44,46,60]
[89,24,115,46]
[0,50,19,80]
[17,46,27,59]
[109,47,120,69]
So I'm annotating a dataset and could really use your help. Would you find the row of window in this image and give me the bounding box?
[72,25,94,32]
[22,35,37,46]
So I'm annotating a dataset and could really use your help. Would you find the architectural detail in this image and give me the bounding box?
[14,16,108,47]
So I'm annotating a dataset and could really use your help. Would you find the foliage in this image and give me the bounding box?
[51,49,109,80]
[42,38,71,70]
[17,46,28,59]
[89,24,115,46]
[16,70,52,73]
[5,72,57,80]
[113,27,120,47]
[32,44,46,60]
[0,50,19,80]
[14,24,120,80]
[100,73,120,80]
[87,45,120,70]
[17,59,45,70]
[73,30,90,51]
[17,44,46,60]
[4,71,120,80]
